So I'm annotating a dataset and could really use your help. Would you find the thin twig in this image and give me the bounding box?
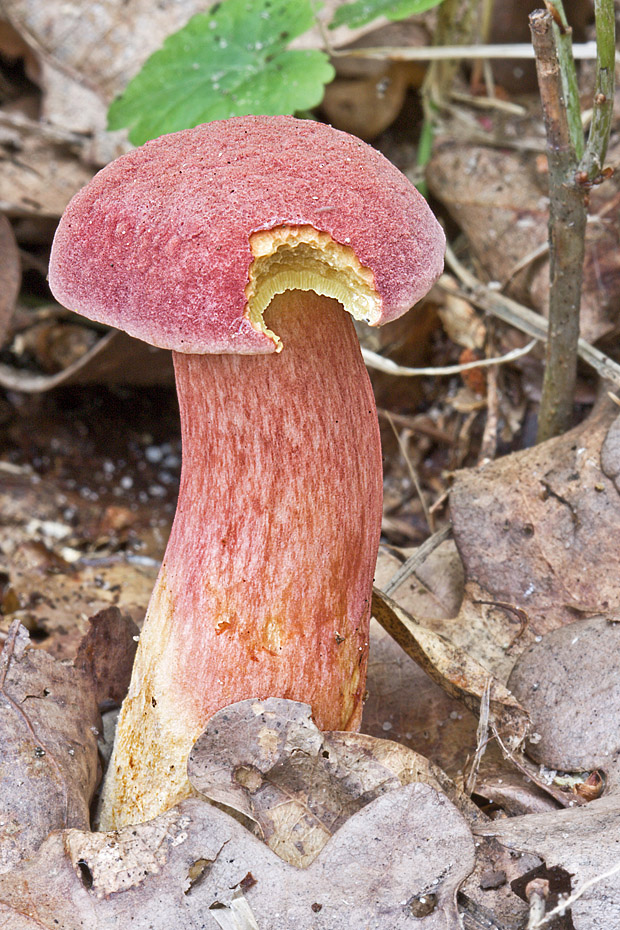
[479,323,499,462]
[464,677,492,796]
[491,724,586,809]
[383,525,452,597]
[335,41,611,62]
[362,341,537,377]
[450,89,527,116]
[377,409,455,446]
[501,241,550,289]
[385,411,433,534]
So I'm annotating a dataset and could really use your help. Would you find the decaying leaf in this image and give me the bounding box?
[371,588,529,748]
[74,606,139,707]
[0,785,476,928]
[0,621,100,874]
[508,615,620,774]
[448,402,620,680]
[188,697,477,870]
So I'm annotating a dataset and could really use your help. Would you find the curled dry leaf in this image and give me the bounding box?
[508,615,620,774]
[449,402,620,680]
[371,588,529,749]
[0,621,100,874]
[0,786,475,929]
[188,697,476,870]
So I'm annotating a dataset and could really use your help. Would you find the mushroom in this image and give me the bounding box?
[49,115,445,829]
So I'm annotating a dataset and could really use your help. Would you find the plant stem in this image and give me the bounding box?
[532,1,615,442]
[544,0,585,159]
[530,9,587,442]
[580,0,616,179]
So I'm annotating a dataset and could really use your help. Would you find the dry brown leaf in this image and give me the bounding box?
[188,697,475,871]
[74,606,139,707]
[0,785,475,928]
[0,128,93,217]
[371,588,529,749]
[0,215,20,345]
[0,621,100,874]
[0,541,155,661]
[448,402,620,679]
[2,0,204,109]
[507,615,620,774]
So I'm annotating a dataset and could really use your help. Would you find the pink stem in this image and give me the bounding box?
[99,291,383,827]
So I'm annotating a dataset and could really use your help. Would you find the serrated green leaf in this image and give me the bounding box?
[330,0,444,31]
[108,0,335,145]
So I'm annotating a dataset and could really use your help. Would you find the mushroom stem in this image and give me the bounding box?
[98,290,383,829]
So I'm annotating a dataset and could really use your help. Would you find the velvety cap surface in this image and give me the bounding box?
[49,115,445,354]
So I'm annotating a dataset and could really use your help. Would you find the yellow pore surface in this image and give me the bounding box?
[245,225,381,350]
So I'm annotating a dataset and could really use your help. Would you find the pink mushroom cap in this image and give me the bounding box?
[49,115,445,355]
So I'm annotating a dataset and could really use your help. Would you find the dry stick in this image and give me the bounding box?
[383,525,452,598]
[479,322,499,462]
[384,410,433,533]
[336,42,611,63]
[361,340,537,377]
[530,9,587,443]
[464,677,492,797]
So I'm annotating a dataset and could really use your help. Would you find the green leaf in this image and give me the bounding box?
[330,0,444,31]
[108,0,335,145]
